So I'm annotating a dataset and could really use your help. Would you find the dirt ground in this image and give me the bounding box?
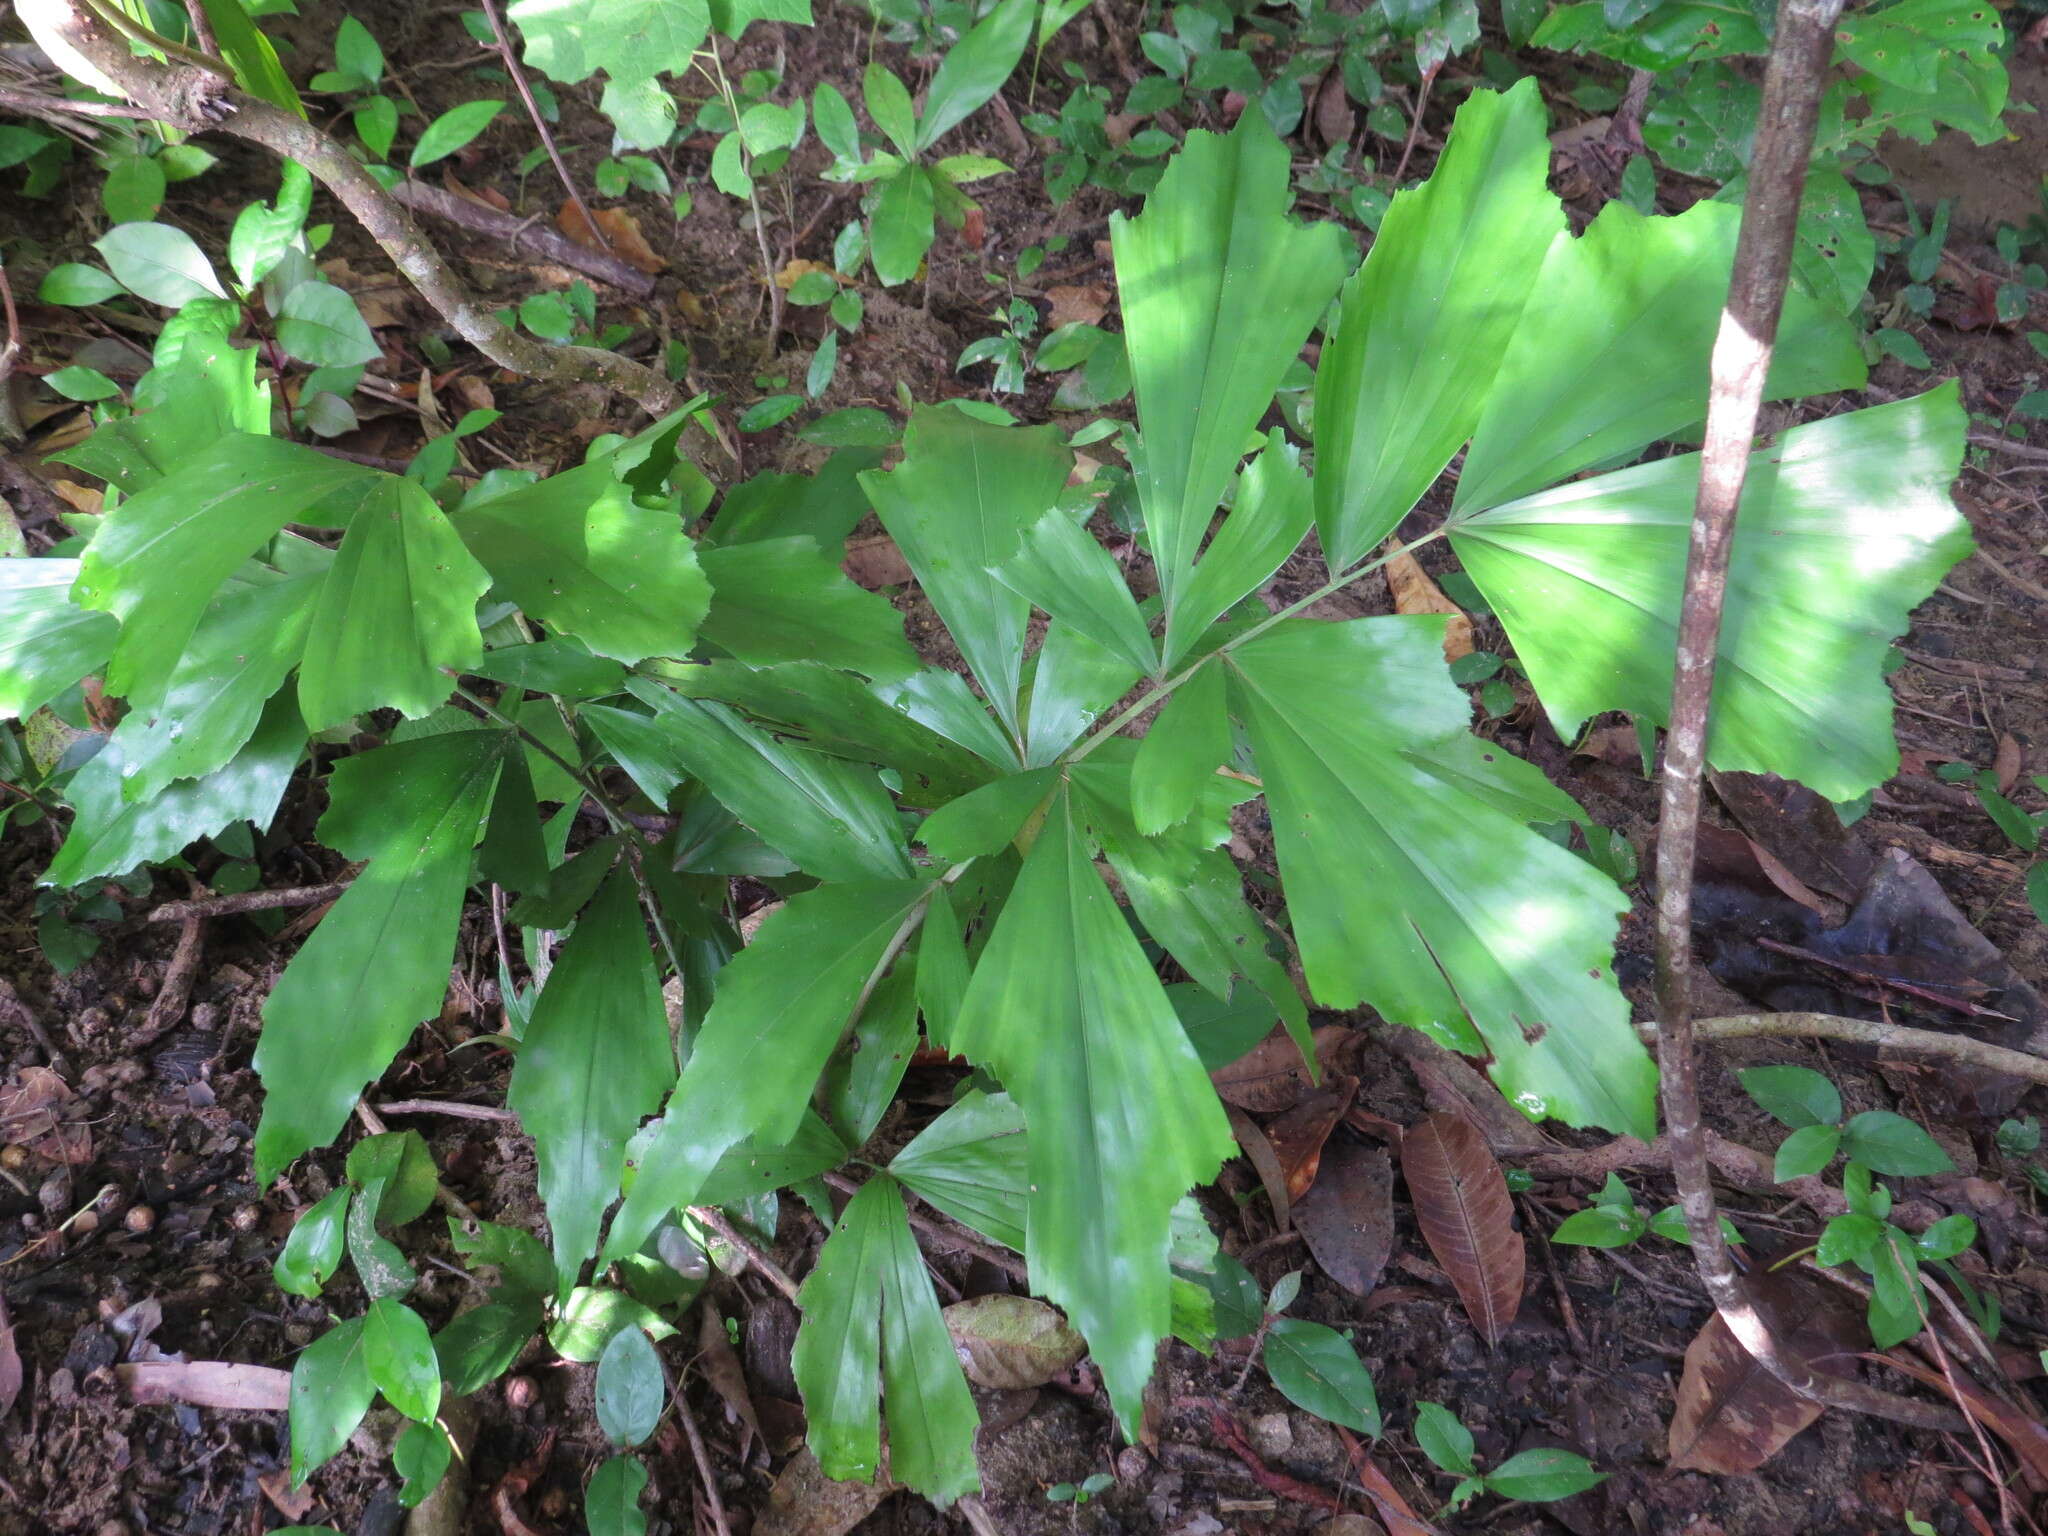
[3,5,2048,1535]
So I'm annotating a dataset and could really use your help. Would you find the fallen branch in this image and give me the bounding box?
[388,181,655,297]
[147,881,350,923]
[1650,0,1964,1438]
[1645,1012,2048,1090]
[15,0,676,415]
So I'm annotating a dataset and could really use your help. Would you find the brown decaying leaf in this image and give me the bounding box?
[117,1361,291,1411]
[756,1447,897,1536]
[1400,1113,1524,1346]
[0,1294,21,1422]
[1044,284,1109,329]
[1994,733,2023,795]
[842,534,913,591]
[1381,543,1473,661]
[1294,1138,1395,1298]
[1265,1075,1359,1202]
[258,1467,316,1521]
[557,203,665,274]
[1311,67,1355,150]
[1880,1353,2048,1492]
[1226,1104,1294,1232]
[1667,1269,1860,1473]
[0,1067,92,1165]
[1212,1024,1344,1113]
[943,1294,1085,1389]
[698,1303,763,1452]
[1336,1426,1446,1536]
[443,169,512,212]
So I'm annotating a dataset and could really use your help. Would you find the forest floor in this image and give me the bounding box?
[2,5,2048,1535]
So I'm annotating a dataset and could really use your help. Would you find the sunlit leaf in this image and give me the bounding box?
[0,559,119,721]
[697,537,918,679]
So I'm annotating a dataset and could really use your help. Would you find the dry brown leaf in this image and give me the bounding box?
[0,1067,91,1165]
[0,1294,20,1422]
[756,1447,896,1536]
[451,374,496,414]
[1994,732,2023,794]
[1294,1138,1394,1298]
[1382,543,1473,661]
[1225,1103,1293,1231]
[1400,1113,1524,1345]
[48,479,102,514]
[943,1295,1085,1388]
[1211,1024,1344,1113]
[843,535,913,590]
[257,1467,315,1521]
[1266,1075,1358,1201]
[1880,1353,2048,1492]
[1336,1427,1446,1536]
[556,204,664,274]
[1311,67,1355,149]
[775,258,836,291]
[443,170,512,212]
[697,1303,763,1452]
[1667,1270,1859,1473]
[317,259,410,328]
[1045,284,1109,329]
[117,1360,292,1411]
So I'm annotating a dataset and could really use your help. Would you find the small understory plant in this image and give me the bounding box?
[1414,1401,1605,1513]
[0,64,1976,1520]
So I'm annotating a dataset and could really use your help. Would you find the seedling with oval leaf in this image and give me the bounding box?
[813,0,1035,285]
[1414,1401,1605,1513]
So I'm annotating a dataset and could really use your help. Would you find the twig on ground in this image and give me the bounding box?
[470,0,610,256]
[374,1099,518,1123]
[1649,0,1960,1437]
[146,881,351,923]
[668,1360,734,1536]
[1643,1012,2048,1090]
[16,0,677,415]
[687,1204,801,1303]
[1521,1195,1591,1357]
[134,916,203,1050]
[387,180,654,296]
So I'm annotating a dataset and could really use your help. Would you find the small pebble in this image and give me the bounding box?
[37,1175,70,1214]
[124,1205,156,1234]
[504,1375,538,1411]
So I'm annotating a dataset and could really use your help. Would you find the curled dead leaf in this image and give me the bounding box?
[1044,284,1109,329]
[0,1067,92,1165]
[943,1294,1085,1389]
[1401,1113,1524,1345]
[557,204,665,275]
[1381,542,1473,661]
[1266,1075,1359,1202]
[1212,1025,1342,1113]
[1226,1103,1294,1231]
[776,258,836,291]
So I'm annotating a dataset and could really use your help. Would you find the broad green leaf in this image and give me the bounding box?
[38,264,123,305]
[790,1176,980,1501]
[411,100,505,168]
[1227,618,1656,1137]
[43,688,304,888]
[469,640,626,700]
[913,0,1035,151]
[919,768,1058,861]
[1172,982,1281,1071]
[604,881,932,1260]
[952,789,1233,1432]
[1131,661,1229,836]
[597,682,912,881]
[1529,1,1766,67]
[479,746,550,892]
[696,1110,851,1207]
[1774,1123,1842,1180]
[914,883,972,1050]
[1164,433,1311,669]
[698,538,918,679]
[273,1187,350,1298]
[346,1130,440,1225]
[253,732,506,1179]
[1415,1401,1478,1474]
[199,0,304,114]
[1072,763,1308,1058]
[813,80,859,162]
[710,0,811,37]
[290,1319,375,1485]
[669,660,993,803]
[1110,111,1350,616]
[277,282,380,367]
[822,964,919,1144]
[102,155,164,224]
[991,508,1157,677]
[57,340,269,500]
[1454,198,1867,513]
[1838,0,2002,94]
[95,222,227,307]
[393,1421,451,1508]
[707,448,884,553]
[586,1455,650,1536]
[509,872,674,1291]
[1313,80,1563,570]
[347,1190,417,1301]
[1550,1204,1647,1247]
[595,1323,665,1448]
[110,552,313,798]
[873,667,1021,769]
[72,437,370,708]
[450,458,710,664]
[1738,1065,1842,1129]
[869,165,936,286]
[450,1218,556,1299]
[888,1089,1028,1250]
[1023,622,1142,768]
[549,1288,678,1362]
[363,1299,440,1422]
[1264,1318,1380,1434]
[1449,386,1973,801]
[1485,1447,1607,1502]
[860,408,1070,735]
[1842,1110,1953,1176]
[862,64,917,158]
[232,174,309,289]
[297,475,491,730]
[0,559,118,720]
[436,1297,545,1395]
